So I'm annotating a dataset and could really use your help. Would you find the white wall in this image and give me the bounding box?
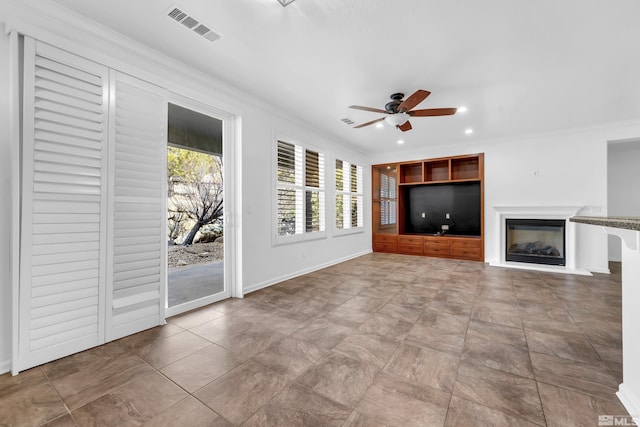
[608,140,640,261]
[0,29,13,373]
[371,121,640,273]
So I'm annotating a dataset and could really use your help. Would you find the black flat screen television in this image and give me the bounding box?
[403,182,481,236]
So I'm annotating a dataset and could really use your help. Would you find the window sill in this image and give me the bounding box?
[333,228,365,237]
[272,231,327,247]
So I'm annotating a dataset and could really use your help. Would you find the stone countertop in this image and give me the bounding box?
[570,216,640,231]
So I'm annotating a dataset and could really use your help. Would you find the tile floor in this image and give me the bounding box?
[0,253,629,426]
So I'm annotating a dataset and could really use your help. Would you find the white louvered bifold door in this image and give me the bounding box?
[106,72,167,341]
[19,39,109,370]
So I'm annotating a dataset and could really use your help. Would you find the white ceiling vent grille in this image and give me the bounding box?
[166,5,221,43]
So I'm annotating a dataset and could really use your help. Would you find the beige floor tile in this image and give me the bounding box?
[466,319,527,348]
[538,382,630,427]
[160,343,245,393]
[529,352,619,400]
[254,337,327,380]
[0,382,68,427]
[244,382,352,427]
[297,352,378,408]
[333,333,400,369]
[42,413,77,427]
[292,318,355,350]
[143,396,232,427]
[136,331,211,369]
[167,306,226,329]
[324,306,371,328]
[385,343,459,392]
[355,371,450,426]
[71,371,187,426]
[524,328,602,365]
[452,361,545,425]
[50,352,155,410]
[0,367,48,399]
[462,337,534,378]
[445,396,542,427]
[194,360,287,424]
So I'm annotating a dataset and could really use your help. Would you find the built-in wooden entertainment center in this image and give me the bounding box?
[372,153,484,261]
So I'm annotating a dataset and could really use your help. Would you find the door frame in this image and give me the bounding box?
[164,93,242,318]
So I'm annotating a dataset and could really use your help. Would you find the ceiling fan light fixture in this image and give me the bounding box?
[277,0,296,6]
[384,112,410,127]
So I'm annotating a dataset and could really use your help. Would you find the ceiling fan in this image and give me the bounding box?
[349,90,456,132]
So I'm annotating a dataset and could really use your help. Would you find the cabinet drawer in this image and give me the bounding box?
[373,234,398,244]
[450,239,481,250]
[399,243,423,254]
[399,235,423,245]
[424,245,450,256]
[450,247,480,258]
[423,237,450,248]
[423,238,450,256]
[450,239,481,259]
[373,242,398,253]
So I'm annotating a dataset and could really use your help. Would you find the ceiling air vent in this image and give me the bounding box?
[341,118,355,125]
[166,5,221,43]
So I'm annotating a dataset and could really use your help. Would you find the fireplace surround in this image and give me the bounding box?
[491,205,591,275]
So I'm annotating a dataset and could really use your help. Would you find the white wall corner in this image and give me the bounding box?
[243,249,372,295]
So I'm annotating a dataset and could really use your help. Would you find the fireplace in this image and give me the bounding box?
[506,219,566,266]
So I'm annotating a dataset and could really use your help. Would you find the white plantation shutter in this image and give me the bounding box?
[277,141,303,235]
[380,172,396,226]
[18,39,167,371]
[106,72,167,341]
[276,140,325,240]
[335,159,363,230]
[19,39,109,370]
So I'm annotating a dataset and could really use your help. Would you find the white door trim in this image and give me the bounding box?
[164,93,242,319]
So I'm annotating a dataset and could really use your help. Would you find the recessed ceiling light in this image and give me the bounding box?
[458,106,468,113]
[397,140,405,144]
[465,129,473,135]
[375,123,384,128]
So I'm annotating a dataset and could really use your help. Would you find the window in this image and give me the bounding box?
[276,140,325,240]
[380,171,396,226]
[335,159,363,231]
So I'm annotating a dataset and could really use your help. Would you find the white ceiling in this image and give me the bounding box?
[47,0,640,154]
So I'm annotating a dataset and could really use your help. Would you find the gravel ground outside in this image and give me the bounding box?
[168,241,224,271]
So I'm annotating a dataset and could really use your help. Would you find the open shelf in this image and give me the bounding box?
[399,162,422,184]
[425,160,450,182]
[452,157,480,180]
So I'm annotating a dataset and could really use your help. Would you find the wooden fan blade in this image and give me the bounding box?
[354,117,385,128]
[398,90,431,111]
[398,121,412,132]
[349,105,389,114]
[408,108,457,117]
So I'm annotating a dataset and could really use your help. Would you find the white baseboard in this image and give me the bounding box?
[488,260,593,276]
[617,383,640,420]
[589,267,612,274]
[0,359,11,375]
[243,250,372,295]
